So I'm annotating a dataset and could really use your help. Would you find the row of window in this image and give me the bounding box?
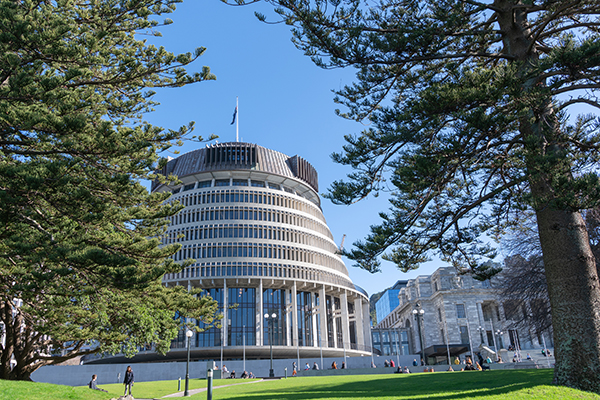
[167,187,324,223]
[164,223,339,255]
[163,261,356,292]
[172,240,346,275]
[176,179,292,193]
[371,329,411,356]
[166,204,332,240]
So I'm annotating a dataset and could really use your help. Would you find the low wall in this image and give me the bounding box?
[31,355,420,387]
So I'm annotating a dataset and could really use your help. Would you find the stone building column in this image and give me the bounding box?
[476,301,485,345]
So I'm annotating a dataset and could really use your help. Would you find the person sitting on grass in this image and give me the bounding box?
[89,375,108,393]
[241,371,248,379]
[230,370,236,379]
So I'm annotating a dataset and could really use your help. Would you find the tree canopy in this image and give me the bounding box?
[0,0,218,380]
[227,0,600,393]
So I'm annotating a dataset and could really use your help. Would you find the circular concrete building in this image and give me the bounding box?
[152,142,371,361]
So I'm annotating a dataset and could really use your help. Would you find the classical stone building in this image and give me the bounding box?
[373,267,553,364]
[148,142,371,361]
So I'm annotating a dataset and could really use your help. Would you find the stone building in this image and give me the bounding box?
[373,267,553,364]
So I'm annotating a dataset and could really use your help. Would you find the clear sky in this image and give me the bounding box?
[144,0,443,298]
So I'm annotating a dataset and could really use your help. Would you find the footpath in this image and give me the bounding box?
[162,379,264,398]
[116,379,265,400]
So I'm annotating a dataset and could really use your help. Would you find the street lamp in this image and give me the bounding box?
[184,329,194,396]
[412,305,426,365]
[477,325,486,343]
[264,312,277,378]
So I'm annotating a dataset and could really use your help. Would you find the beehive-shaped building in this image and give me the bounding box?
[153,142,371,360]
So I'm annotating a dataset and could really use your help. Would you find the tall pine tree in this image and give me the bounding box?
[0,0,218,380]
[233,0,600,393]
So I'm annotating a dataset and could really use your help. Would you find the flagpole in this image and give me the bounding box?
[236,96,239,142]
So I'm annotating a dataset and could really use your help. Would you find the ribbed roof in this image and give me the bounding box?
[152,142,319,192]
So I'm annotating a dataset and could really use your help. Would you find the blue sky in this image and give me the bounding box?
[145,0,443,298]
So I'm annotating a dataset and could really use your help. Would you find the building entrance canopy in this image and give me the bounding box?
[423,344,469,358]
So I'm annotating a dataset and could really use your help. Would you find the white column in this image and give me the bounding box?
[312,293,319,347]
[319,285,328,348]
[257,279,263,346]
[285,288,292,346]
[292,281,298,348]
[223,279,228,347]
[354,297,364,350]
[362,301,372,352]
[341,290,350,350]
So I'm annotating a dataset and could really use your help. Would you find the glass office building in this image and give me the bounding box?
[153,142,371,360]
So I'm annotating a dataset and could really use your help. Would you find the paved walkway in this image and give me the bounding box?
[162,379,264,398]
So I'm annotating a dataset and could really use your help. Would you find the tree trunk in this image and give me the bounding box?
[536,207,600,392]
[496,1,600,391]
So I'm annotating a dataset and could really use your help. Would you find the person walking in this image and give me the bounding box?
[123,366,134,396]
[292,361,297,376]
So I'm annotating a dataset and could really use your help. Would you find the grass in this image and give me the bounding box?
[81,377,217,399]
[189,369,600,400]
[0,379,108,400]
[3,369,600,399]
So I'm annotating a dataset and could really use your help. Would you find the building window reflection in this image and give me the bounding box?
[228,287,256,346]
[263,288,287,345]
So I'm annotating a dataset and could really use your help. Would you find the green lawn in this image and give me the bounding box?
[3,369,600,399]
[91,377,260,398]
[192,370,600,400]
[0,379,109,400]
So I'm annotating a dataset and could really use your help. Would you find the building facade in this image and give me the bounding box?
[374,267,553,364]
[151,142,371,361]
[375,280,407,322]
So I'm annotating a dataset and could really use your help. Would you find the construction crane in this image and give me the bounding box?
[339,234,347,252]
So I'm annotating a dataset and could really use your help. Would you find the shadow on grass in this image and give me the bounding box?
[215,369,553,400]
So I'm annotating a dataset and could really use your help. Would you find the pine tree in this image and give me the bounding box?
[0,0,218,380]
[237,0,600,393]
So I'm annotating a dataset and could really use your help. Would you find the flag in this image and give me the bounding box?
[230,106,237,125]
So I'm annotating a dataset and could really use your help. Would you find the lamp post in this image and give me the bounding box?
[477,325,485,343]
[412,305,426,365]
[264,312,277,378]
[477,325,486,345]
[184,329,193,396]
